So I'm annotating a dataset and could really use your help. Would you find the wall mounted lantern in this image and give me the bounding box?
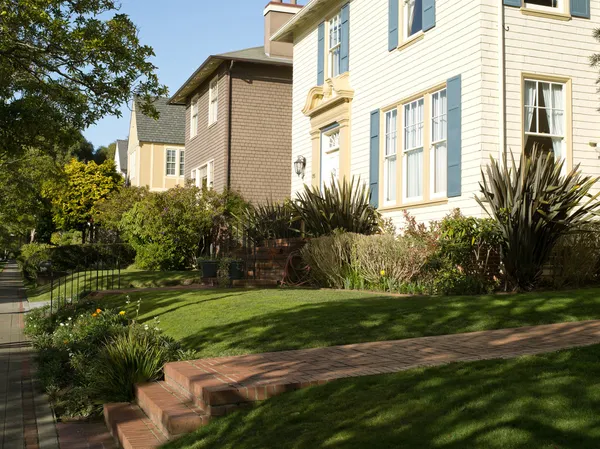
[294,155,306,179]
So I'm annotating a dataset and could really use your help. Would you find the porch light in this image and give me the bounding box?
[294,156,306,179]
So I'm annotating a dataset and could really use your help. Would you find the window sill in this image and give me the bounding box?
[208,121,218,129]
[378,197,448,212]
[397,32,424,52]
[520,7,571,21]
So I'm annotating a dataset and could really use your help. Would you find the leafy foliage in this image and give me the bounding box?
[0,0,167,161]
[476,148,600,291]
[43,159,123,234]
[293,177,381,237]
[236,200,300,244]
[120,186,246,270]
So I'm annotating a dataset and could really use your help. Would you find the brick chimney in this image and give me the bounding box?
[264,0,301,58]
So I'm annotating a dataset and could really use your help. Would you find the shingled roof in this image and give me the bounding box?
[116,139,128,172]
[169,46,292,105]
[135,98,185,145]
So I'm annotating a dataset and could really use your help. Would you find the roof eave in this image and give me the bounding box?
[272,0,327,43]
[169,55,293,106]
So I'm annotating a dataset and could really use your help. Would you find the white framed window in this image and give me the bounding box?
[166,149,177,176]
[524,0,562,12]
[384,109,398,204]
[179,150,185,177]
[403,98,424,201]
[524,79,566,171]
[328,13,342,78]
[195,161,214,189]
[209,78,218,126]
[190,97,198,139]
[191,169,196,185]
[321,127,340,189]
[431,89,447,197]
[404,0,423,40]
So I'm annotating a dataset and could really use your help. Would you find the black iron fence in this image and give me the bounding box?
[47,260,123,312]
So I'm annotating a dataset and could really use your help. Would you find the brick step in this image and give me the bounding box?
[135,382,210,439]
[104,403,168,449]
[232,279,279,288]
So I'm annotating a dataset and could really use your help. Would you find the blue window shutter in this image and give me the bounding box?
[388,0,399,51]
[370,110,381,208]
[571,0,590,18]
[340,4,350,73]
[447,75,462,198]
[422,0,436,31]
[317,22,325,85]
[503,0,521,7]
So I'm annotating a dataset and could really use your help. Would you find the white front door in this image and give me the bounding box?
[321,128,340,189]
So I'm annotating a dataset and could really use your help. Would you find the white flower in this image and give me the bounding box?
[154,327,160,331]
[68,317,72,321]
[144,325,149,330]
[59,323,65,327]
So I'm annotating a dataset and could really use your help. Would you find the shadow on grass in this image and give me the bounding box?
[163,345,600,449]
[105,287,600,357]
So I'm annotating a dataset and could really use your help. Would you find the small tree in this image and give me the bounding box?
[476,148,600,291]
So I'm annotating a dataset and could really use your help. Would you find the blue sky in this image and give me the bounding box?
[84,0,305,148]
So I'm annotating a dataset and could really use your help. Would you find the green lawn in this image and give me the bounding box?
[27,268,202,303]
[163,344,600,449]
[100,286,600,358]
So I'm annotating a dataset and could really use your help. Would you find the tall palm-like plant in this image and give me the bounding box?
[293,176,381,237]
[476,147,600,291]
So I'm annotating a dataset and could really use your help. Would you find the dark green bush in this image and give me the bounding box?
[477,147,600,291]
[236,200,300,244]
[293,177,381,237]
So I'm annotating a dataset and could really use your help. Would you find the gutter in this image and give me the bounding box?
[498,0,506,164]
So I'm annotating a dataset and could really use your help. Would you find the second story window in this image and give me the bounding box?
[166,149,177,176]
[525,0,561,11]
[328,13,342,78]
[190,98,198,139]
[209,78,218,126]
[404,0,423,40]
[179,150,185,177]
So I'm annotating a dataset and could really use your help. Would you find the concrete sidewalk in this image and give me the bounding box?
[0,262,58,449]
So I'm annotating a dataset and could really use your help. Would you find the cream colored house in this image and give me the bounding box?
[274,0,599,228]
[127,98,186,191]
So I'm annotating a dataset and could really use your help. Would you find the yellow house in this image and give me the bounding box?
[127,98,186,191]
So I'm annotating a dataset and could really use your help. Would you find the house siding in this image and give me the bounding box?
[184,64,230,192]
[229,62,293,203]
[501,5,600,181]
[291,0,488,227]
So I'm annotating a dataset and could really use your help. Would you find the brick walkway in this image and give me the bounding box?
[166,319,600,413]
[0,262,59,449]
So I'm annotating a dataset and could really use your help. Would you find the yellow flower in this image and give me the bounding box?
[92,313,98,318]
[96,309,102,314]
[119,311,126,316]
[380,270,386,277]
[63,340,69,344]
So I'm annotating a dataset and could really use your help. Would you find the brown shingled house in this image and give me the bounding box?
[169,0,301,204]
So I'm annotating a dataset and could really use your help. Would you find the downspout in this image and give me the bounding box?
[226,60,235,190]
[498,0,507,164]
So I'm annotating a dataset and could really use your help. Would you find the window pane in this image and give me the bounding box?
[434,143,447,194]
[406,149,423,198]
[386,155,397,202]
[385,110,397,156]
[405,0,423,38]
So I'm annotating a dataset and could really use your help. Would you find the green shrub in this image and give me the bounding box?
[18,242,52,282]
[301,232,360,289]
[91,325,178,402]
[547,224,600,288]
[51,230,82,246]
[477,148,600,291]
[236,200,300,244]
[354,234,432,289]
[293,177,381,237]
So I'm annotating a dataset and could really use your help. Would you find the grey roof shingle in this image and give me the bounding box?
[135,98,185,145]
[116,139,128,171]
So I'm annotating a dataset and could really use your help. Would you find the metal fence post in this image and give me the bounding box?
[50,270,53,312]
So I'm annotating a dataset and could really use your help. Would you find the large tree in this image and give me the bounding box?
[0,0,167,161]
